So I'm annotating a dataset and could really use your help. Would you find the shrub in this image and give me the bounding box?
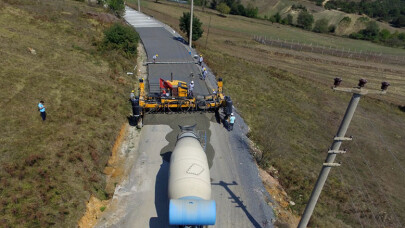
[274,12,281,23]
[313,19,329,33]
[216,2,230,15]
[328,24,336,33]
[379,29,391,40]
[297,11,314,30]
[340,16,351,24]
[107,0,124,17]
[101,23,139,58]
[286,14,293,25]
[362,21,379,39]
[179,12,204,42]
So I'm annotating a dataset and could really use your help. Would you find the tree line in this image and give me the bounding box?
[193,0,259,18]
[325,0,405,28]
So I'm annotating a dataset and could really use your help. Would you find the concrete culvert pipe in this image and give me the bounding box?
[168,125,216,226]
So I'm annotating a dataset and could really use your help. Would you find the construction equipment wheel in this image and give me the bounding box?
[179,100,191,112]
[197,100,209,110]
[136,117,143,129]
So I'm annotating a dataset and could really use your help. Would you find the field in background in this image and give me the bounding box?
[134,1,405,227]
[0,0,135,226]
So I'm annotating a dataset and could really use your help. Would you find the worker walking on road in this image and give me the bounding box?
[188,81,194,97]
[229,113,236,131]
[153,54,158,63]
[198,55,203,66]
[38,100,46,121]
[202,68,207,80]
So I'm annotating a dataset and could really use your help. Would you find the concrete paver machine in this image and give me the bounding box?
[130,78,233,128]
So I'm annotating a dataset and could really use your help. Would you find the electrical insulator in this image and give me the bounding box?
[381,81,390,91]
[333,77,342,87]
[358,78,367,88]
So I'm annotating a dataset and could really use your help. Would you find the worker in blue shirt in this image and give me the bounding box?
[229,113,236,131]
[38,100,46,121]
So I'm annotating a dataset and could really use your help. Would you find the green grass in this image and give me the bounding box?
[138,1,405,226]
[0,0,136,227]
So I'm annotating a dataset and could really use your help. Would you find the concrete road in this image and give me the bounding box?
[95,7,275,228]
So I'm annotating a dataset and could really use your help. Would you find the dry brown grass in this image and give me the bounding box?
[138,1,405,227]
[0,0,137,227]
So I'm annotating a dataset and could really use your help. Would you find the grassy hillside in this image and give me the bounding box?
[135,1,405,227]
[243,0,405,36]
[0,0,136,226]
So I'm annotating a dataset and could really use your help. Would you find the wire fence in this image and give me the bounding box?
[253,35,405,66]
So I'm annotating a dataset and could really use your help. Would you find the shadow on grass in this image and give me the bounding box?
[212,181,263,228]
[399,105,405,112]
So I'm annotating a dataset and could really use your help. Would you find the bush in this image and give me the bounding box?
[349,32,364,39]
[362,21,379,39]
[297,11,314,30]
[328,25,336,33]
[179,12,204,42]
[340,16,351,24]
[313,19,329,33]
[216,2,230,15]
[107,0,124,17]
[379,29,391,41]
[101,23,139,58]
[274,12,281,23]
[286,14,293,25]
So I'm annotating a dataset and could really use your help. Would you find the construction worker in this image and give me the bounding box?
[202,68,207,80]
[153,54,158,63]
[130,90,135,101]
[198,54,203,66]
[189,81,194,97]
[229,113,236,131]
[38,100,46,121]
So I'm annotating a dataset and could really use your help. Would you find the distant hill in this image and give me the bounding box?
[239,0,405,35]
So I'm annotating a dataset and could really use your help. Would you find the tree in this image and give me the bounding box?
[361,21,379,39]
[245,3,258,18]
[102,23,139,58]
[286,14,293,25]
[392,15,405,28]
[297,11,314,30]
[217,2,231,15]
[379,29,391,40]
[179,12,204,42]
[273,12,281,23]
[107,0,125,17]
[210,0,218,9]
[313,18,329,33]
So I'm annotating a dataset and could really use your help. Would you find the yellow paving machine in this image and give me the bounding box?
[130,78,233,128]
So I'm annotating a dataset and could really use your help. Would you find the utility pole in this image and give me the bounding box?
[138,0,141,12]
[189,0,194,48]
[205,16,211,49]
[298,78,390,228]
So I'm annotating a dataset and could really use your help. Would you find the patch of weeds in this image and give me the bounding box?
[100,206,106,212]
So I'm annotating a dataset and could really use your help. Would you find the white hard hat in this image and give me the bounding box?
[191,81,194,84]
[231,113,234,115]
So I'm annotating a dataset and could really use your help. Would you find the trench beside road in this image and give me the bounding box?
[95,7,275,227]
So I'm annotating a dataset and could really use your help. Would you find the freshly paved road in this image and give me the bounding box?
[96,7,275,228]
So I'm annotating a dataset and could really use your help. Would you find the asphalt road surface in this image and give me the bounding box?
[95,7,275,228]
